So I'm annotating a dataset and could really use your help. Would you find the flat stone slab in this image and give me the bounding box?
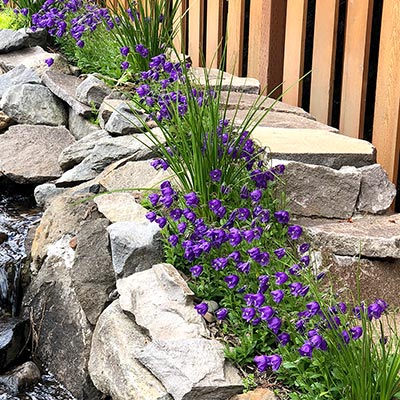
[253,127,376,169]
[42,71,92,117]
[298,214,400,258]
[0,29,29,53]
[0,125,75,184]
[0,46,71,76]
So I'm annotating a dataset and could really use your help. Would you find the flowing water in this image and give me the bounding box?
[0,184,77,400]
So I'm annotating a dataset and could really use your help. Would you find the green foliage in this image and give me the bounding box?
[0,7,25,29]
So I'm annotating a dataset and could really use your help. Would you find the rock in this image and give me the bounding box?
[191,67,260,94]
[0,65,41,100]
[58,129,110,171]
[0,317,30,371]
[104,103,148,136]
[0,111,12,131]
[94,192,147,223]
[22,236,101,399]
[356,164,397,213]
[42,71,93,117]
[229,388,278,400]
[137,338,242,400]
[0,125,75,184]
[98,98,125,128]
[0,84,67,126]
[56,133,160,187]
[34,183,65,209]
[96,158,171,193]
[88,301,171,400]
[107,221,163,278]
[21,28,48,48]
[0,47,71,76]
[298,213,400,258]
[0,361,41,395]
[68,108,100,140]
[75,75,112,108]
[70,218,115,325]
[117,264,208,340]
[253,127,376,169]
[279,161,362,218]
[0,29,28,53]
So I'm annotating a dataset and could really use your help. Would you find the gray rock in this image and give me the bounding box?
[298,213,400,258]
[22,236,101,400]
[0,65,41,100]
[68,108,100,140]
[104,103,148,136]
[42,71,93,117]
[279,161,362,218]
[56,134,159,186]
[0,361,41,395]
[0,125,75,184]
[117,264,208,340]
[98,98,124,129]
[94,192,148,223]
[356,164,397,214]
[59,130,110,171]
[0,83,67,126]
[0,30,28,54]
[0,47,71,76]
[34,183,65,209]
[138,338,242,400]
[0,318,30,371]
[21,27,48,48]
[107,221,163,278]
[71,218,115,325]
[75,75,111,108]
[88,301,171,400]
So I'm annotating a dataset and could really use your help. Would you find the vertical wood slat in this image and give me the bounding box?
[372,0,400,184]
[173,0,188,54]
[226,0,245,76]
[282,0,308,106]
[205,0,224,68]
[309,0,339,125]
[339,0,373,138]
[247,0,287,96]
[187,0,204,67]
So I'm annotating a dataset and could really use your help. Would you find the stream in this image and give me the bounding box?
[0,183,76,400]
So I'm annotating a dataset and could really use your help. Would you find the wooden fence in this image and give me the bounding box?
[106,0,400,191]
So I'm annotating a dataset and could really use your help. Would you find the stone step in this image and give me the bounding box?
[297,214,400,259]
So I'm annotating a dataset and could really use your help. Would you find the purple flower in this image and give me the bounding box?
[309,334,328,351]
[338,302,347,314]
[350,326,363,340]
[299,342,313,358]
[20,8,28,16]
[275,272,288,285]
[137,84,150,97]
[277,332,290,346]
[288,225,303,240]
[240,185,249,199]
[168,234,178,247]
[228,250,241,262]
[146,211,157,222]
[208,199,222,211]
[248,247,261,260]
[237,208,251,221]
[259,306,274,321]
[195,302,208,315]
[228,228,242,247]
[184,192,199,208]
[237,261,251,274]
[224,274,239,289]
[268,316,282,334]
[244,293,265,307]
[183,208,196,222]
[258,252,270,267]
[288,264,301,275]
[258,275,270,293]
[271,290,285,303]
[254,354,282,372]
[135,43,149,58]
[300,255,310,266]
[289,282,303,297]
[299,243,310,254]
[242,230,255,243]
[190,265,203,278]
[170,208,182,221]
[341,330,350,345]
[274,248,286,259]
[212,257,228,271]
[121,61,130,70]
[45,57,54,67]
[215,308,228,320]
[306,301,320,317]
[148,193,159,206]
[120,46,129,56]
[250,189,262,202]
[155,216,167,228]
[274,210,290,224]
[177,222,187,234]
[209,169,222,182]
[242,307,256,322]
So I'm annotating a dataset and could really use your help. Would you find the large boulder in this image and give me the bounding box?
[0,125,75,184]
[0,29,29,53]
[0,83,67,126]
[22,236,101,400]
[75,74,111,108]
[0,65,41,100]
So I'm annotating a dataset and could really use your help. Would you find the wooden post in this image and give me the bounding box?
[187,0,204,67]
[282,0,308,106]
[173,0,188,54]
[226,0,245,76]
[339,0,373,138]
[309,0,339,125]
[248,0,287,97]
[205,0,224,69]
[372,0,400,185]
